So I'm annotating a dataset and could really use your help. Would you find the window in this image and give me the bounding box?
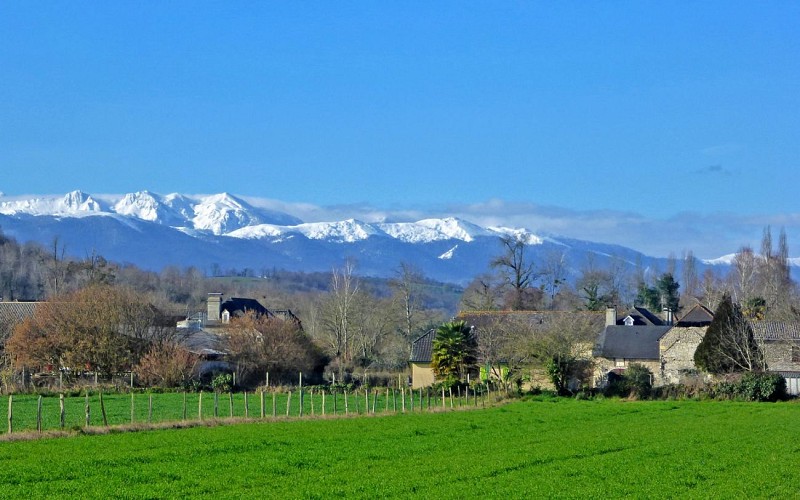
[615,358,625,368]
[792,345,800,363]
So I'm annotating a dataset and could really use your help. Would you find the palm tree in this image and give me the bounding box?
[431,320,477,385]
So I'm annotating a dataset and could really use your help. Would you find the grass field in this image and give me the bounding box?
[2,388,472,432]
[1,397,798,498]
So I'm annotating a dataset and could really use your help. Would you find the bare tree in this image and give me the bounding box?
[540,249,568,309]
[491,235,538,310]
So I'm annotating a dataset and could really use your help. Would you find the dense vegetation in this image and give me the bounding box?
[0,398,798,497]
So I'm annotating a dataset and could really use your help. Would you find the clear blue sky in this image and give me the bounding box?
[1,2,799,257]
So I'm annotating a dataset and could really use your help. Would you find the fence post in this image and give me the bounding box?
[244,392,249,418]
[286,391,292,417]
[333,390,337,415]
[198,391,203,420]
[442,388,446,410]
[272,392,276,418]
[299,372,304,417]
[214,392,219,419]
[228,392,233,418]
[100,391,108,427]
[322,390,326,416]
[365,389,369,414]
[7,394,12,434]
[449,388,454,409]
[344,390,348,415]
[85,393,90,428]
[260,391,265,419]
[131,392,135,424]
[182,392,187,421]
[148,394,153,424]
[37,395,43,433]
[401,388,406,413]
[310,389,314,416]
[60,393,65,428]
[392,388,397,412]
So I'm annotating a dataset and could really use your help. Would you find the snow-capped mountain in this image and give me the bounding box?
[0,190,773,284]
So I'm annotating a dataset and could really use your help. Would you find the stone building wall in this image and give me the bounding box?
[659,327,706,385]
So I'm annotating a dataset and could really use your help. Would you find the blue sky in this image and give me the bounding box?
[1,2,799,258]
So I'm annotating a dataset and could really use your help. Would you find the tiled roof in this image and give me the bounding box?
[457,310,604,331]
[593,325,672,360]
[751,321,800,341]
[410,329,435,363]
[221,297,271,317]
[0,302,41,343]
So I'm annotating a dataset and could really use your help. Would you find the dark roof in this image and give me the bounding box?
[619,306,664,326]
[221,298,271,317]
[593,325,672,360]
[751,321,800,341]
[410,329,435,363]
[677,304,714,327]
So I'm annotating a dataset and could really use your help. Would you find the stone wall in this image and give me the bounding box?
[659,326,706,385]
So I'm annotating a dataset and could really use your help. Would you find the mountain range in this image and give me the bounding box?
[0,190,779,285]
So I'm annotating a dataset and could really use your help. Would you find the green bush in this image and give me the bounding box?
[734,372,787,402]
[604,364,653,399]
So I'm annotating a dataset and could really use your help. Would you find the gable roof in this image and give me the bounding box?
[593,325,672,360]
[619,306,664,326]
[677,304,714,327]
[221,297,271,318]
[410,329,435,363]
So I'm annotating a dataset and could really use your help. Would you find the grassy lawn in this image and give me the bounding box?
[0,397,798,498]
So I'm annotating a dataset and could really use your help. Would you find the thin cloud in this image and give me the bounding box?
[695,165,733,176]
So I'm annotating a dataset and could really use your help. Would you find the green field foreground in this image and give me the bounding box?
[1,398,799,498]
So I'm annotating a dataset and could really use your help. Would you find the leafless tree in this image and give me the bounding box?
[491,235,538,310]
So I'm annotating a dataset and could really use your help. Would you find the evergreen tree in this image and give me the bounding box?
[431,320,477,385]
[694,294,764,374]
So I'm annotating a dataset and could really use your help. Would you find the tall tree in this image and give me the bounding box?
[491,235,538,310]
[694,294,764,374]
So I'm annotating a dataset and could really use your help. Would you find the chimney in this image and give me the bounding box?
[605,307,617,326]
[207,293,222,322]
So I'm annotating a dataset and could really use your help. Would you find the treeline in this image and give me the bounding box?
[461,227,798,321]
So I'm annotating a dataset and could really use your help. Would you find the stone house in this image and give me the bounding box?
[409,310,604,390]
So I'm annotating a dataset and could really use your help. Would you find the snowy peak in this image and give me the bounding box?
[191,193,301,234]
[0,190,104,216]
[296,219,383,242]
[380,217,492,243]
[112,190,184,225]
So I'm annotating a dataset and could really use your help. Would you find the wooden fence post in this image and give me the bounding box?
[372,390,377,413]
[392,388,397,412]
[214,392,219,419]
[85,393,90,428]
[228,392,233,418]
[100,391,108,427]
[365,389,369,414]
[385,388,389,413]
[286,391,292,417]
[7,394,12,434]
[131,392,135,424]
[344,390,348,415]
[442,388,446,410]
[148,394,153,424]
[182,392,187,421]
[244,392,249,418]
[272,392,276,418]
[333,390,337,415]
[449,388,454,409]
[37,395,42,433]
[60,394,65,428]
[260,390,265,419]
[198,391,203,420]
[321,390,326,416]
[310,389,314,416]
[299,372,303,418]
[401,388,406,413]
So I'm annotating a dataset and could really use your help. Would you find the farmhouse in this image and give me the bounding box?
[409,310,604,390]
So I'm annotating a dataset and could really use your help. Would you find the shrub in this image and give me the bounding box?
[735,372,787,402]
[211,373,233,393]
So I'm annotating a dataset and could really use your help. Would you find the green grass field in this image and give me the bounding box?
[1,397,798,498]
[2,388,470,432]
